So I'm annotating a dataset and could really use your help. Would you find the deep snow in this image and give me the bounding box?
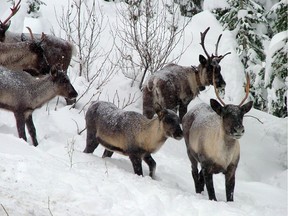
[0,0,287,216]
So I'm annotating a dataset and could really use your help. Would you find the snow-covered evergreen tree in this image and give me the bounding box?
[267,0,287,33]
[174,0,203,17]
[265,0,287,117]
[26,0,46,18]
[214,0,268,111]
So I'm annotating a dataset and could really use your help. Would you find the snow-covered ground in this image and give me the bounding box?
[0,1,287,216]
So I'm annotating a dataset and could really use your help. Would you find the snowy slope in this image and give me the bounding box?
[0,1,287,216]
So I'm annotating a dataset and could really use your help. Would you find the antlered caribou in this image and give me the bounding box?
[182,73,253,201]
[142,27,231,121]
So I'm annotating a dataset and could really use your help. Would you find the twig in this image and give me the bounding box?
[112,90,140,109]
[244,115,264,124]
[66,137,76,168]
[104,160,109,177]
[72,119,86,135]
[47,197,54,216]
[1,204,9,216]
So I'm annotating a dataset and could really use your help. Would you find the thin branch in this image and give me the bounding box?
[72,119,86,135]
[47,197,54,216]
[1,204,9,216]
[244,115,264,124]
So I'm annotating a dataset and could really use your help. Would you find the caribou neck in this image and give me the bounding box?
[216,118,237,148]
[187,67,204,95]
[143,117,167,151]
[27,76,58,110]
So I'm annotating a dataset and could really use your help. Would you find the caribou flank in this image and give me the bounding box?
[83,101,183,179]
[182,73,253,201]
[0,31,50,76]
[142,27,231,121]
[0,65,78,146]
[3,32,76,73]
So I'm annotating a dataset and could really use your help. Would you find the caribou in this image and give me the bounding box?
[0,29,50,76]
[182,72,253,201]
[142,27,231,121]
[83,101,183,178]
[0,0,76,104]
[0,65,78,146]
[0,0,75,72]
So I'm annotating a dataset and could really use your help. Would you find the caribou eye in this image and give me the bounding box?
[60,78,69,84]
[164,117,174,124]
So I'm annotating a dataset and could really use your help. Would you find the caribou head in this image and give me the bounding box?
[0,0,21,42]
[212,71,253,140]
[198,27,231,91]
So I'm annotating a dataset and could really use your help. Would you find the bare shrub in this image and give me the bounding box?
[115,0,191,89]
[55,0,117,108]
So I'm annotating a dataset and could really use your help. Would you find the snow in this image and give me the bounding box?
[203,0,229,11]
[0,1,287,216]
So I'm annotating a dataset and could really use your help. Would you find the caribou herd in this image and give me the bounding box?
[1,0,253,202]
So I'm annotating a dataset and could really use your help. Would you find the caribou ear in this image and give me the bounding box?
[154,103,162,113]
[156,109,167,121]
[199,55,207,65]
[50,65,59,78]
[210,99,223,116]
[154,103,166,120]
[241,101,253,114]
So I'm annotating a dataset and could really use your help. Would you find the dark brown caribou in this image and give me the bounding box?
[83,101,183,179]
[0,0,75,72]
[0,30,50,76]
[142,27,231,121]
[0,65,78,146]
[182,72,253,201]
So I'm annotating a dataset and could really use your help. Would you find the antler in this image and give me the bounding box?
[214,34,222,56]
[200,27,211,60]
[213,68,226,106]
[41,32,47,42]
[214,33,231,62]
[239,73,250,106]
[1,0,21,25]
[26,26,34,40]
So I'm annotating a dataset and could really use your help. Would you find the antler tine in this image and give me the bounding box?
[215,34,222,56]
[41,32,47,42]
[2,0,21,25]
[213,68,225,106]
[217,51,232,62]
[239,73,250,106]
[26,26,34,40]
[200,27,211,59]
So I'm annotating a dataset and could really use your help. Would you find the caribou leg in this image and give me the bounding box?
[102,149,114,158]
[25,114,38,146]
[129,154,143,176]
[143,153,156,179]
[84,126,99,153]
[14,112,27,142]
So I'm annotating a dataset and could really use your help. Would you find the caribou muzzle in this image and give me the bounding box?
[230,125,245,139]
[172,127,183,140]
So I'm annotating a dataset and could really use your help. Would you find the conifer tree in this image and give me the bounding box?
[265,1,287,117]
[26,0,46,18]
[214,0,268,111]
[174,0,203,17]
